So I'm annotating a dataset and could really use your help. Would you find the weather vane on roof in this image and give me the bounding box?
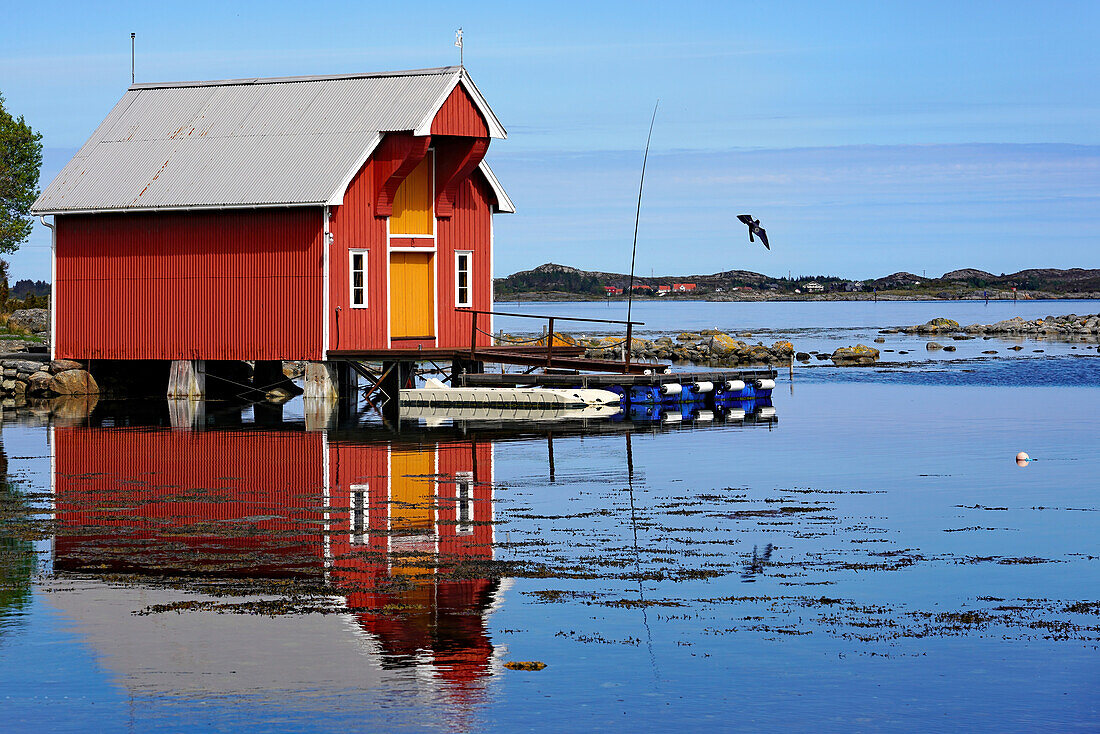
[455,28,464,66]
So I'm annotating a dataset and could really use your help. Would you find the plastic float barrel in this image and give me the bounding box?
[756,406,777,419]
[662,411,683,424]
[659,383,682,396]
[629,385,662,404]
[695,409,714,422]
[724,379,746,392]
[690,381,714,393]
[754,378,776,391]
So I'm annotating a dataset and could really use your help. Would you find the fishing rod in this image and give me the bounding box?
[624,100,659,363]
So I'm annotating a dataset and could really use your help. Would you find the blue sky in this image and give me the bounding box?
[3,0,1098,280]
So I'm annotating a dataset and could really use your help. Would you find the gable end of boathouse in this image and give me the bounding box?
[32,66,513,363]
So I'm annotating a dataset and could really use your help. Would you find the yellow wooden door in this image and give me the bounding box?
[390,153,433,235]
[389,252,435,338]
[390,448,434,533]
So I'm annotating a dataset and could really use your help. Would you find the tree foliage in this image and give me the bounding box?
[0,93,43,254]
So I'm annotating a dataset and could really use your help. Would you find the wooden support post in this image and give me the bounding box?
[304,362,339,400]
[380,360,414,423]
[167,360,205,400]
[470,311,478,358]
[624,322,633,373]
[546,317,555,368]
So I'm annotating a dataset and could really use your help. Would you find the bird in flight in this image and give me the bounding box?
[737,214,770,250]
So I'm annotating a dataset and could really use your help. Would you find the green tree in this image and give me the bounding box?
[0,93,43,254]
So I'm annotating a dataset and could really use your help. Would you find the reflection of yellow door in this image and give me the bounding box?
[389,252,435,338]
[390,449,435,533]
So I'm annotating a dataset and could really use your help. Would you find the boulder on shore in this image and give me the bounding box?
[48,369,99,396]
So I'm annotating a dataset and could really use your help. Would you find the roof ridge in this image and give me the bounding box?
[129,66,463,91]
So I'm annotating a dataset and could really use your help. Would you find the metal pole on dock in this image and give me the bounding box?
[625,101,658,373]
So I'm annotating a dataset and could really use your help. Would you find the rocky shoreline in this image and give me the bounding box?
[502,291,1100,303]
[889,313,1100,337]
[0,308,100,406]
[500,331,796,366]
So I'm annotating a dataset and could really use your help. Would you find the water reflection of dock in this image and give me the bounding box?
[48,425,503,711]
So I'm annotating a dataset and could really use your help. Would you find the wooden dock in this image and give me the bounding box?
[455,367,778,389]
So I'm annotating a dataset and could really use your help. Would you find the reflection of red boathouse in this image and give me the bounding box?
[53,427,499,691]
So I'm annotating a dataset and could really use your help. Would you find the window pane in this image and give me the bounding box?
[353,272,363,288]
[352,254,363,271]
[353,287,363,305]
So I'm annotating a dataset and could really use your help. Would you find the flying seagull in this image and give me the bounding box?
[737,214,770,250]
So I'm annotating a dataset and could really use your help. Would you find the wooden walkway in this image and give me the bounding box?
[456,367,778,389]
[328,344,660,375]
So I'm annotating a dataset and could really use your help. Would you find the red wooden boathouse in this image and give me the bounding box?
[32,66,513,392]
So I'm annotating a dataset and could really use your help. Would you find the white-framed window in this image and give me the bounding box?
[455,472,474,535]
[349,249,368,308]
[455,251,472,307]
[350,483,368,544]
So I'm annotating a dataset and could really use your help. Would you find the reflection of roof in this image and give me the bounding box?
[32,66,509,214]
[38,580,395,696]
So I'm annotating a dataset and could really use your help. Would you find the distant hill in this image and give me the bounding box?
[494,263,1100,298]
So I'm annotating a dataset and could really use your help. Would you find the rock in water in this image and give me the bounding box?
[926,341,944,351]
[48,369,99,396]
[831,344,880,365]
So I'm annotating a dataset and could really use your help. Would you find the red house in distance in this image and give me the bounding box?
[32,66,514,399]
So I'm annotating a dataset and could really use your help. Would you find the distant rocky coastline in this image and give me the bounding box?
[495,263,1100,302]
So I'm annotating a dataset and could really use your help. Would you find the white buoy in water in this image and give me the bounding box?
[659,383,682,396]
[755,378,776,390]
[724,379,745,392]
[1016,451,1030,467]
[691,381,714,393]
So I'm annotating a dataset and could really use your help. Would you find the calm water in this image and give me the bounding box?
[1,303,1098,732]
[496,299,1100,364]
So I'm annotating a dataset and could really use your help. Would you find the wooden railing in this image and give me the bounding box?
[456,308,645,370]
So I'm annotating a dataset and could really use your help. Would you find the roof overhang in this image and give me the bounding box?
[477,161,514,214]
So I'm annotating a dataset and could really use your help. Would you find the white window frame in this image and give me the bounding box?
[455,250,473,308]
[455,471,474,535]
[349,249,368,309]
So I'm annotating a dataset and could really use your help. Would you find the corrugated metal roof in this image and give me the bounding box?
[33,67,509,214]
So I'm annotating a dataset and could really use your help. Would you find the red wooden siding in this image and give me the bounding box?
[431,85,490,138]
[329,159,390,351]
[435,174,494,347]
[55,209,324,361]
